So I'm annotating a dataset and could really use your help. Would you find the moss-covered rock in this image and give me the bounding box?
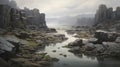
[9,58,42,67]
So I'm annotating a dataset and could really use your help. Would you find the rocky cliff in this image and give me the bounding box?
[23,7,48,30]
[0,2,48,31]
[95,4,120,31]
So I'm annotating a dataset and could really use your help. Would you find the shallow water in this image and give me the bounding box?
[39,30,120,67]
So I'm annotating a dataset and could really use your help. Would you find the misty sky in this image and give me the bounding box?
[14,0,120,18]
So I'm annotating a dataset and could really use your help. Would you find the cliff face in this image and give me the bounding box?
[95,4,120,31]
[23,8,48,30]
[0,5,48,31]
[0,5,11,29]
[0,5,27,30]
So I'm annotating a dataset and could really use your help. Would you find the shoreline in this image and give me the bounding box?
[0,30,68,67]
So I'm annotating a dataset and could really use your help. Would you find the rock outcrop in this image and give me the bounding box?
[0,0,18,8]
[0,37,16,61]
[0,4,48,31]
[0,37,14,52]
[95,4,120,31]
[66,30,120,59]
[94,30,120,43]
[0,4,27,30]
[23,8,48,30]
[95,4,108,24]
[0,1,58,67]
[68,39,83,47]
[115,37,120,43]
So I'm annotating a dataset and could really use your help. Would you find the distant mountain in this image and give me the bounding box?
[58,16,77,26]
[76,14,94,18]
[46,18,58,22]
[58,14,95,26]
[76,17,94,26]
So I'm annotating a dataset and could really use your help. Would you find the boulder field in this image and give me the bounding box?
[66,30,120,59]
[0,30,67,67]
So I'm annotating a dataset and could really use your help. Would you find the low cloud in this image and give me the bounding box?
[9,0,120,18]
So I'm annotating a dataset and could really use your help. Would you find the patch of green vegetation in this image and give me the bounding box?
[75,31,92,39]
[22,50,30,54]
[28,41,38,47]
[24,62,41,67]
[62,45,71,48]
[42,55,51,61]
[47,37,55,41]
[10,58,41,67]
[22,54,33,59]
[25,37,32,40]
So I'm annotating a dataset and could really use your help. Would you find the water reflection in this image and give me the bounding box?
[38,30,120,67]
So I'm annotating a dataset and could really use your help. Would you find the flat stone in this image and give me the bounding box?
[0,37,14,52]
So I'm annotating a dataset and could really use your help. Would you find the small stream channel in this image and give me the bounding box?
[38,30,120,67]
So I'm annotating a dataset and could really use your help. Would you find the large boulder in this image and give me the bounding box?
[15,31,30,39]
[5,35,29,46]
[48,28,57,33]
[94,30,108,43]
[5,35,29,53]
[94,30,119,43]
[68,39,83,47]
[102,42,120,57]
[0,37,16,60]
[88,38,98,43]
[83,43,107,56]
[84,43,96,51]
[0,37,14,52]
[94,44,105,54]
[115,37,120,43]
[68,47,80,53]
[103,42,120,53]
